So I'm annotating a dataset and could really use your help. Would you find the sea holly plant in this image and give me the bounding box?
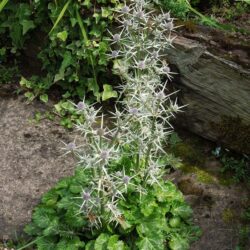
[24,1,200,250]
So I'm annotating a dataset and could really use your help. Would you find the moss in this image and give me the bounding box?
[211,116,250,155]
[170,142,205,166]
[218,177,235,186]
[222,208,236,224]
[180,165,216,184]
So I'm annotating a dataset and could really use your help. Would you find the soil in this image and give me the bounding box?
[0,89,77,240]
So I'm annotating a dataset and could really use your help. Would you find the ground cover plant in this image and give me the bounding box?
[0,0,120,101]
[19,1,200,249]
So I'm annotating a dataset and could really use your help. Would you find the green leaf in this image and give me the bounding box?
[56,237,84,250]
[54,51,73,82]
[43,217,59,236]
[140,195,157,217]
[85,240,95,250]
[21,20,35,35]
[94,233,110,250]
[0,0,8,13]
[65,208,86,228]
[102,84,117,101]
[24,222,42,236]
[33,207,56,229]
[40,94,48,103]
[20,76,32,88]
[42,190,58,206]
[107,235,126,250]
[49,0,71,35]
[101,7,112,18]
[136,237,163,250]
[36,236,57,250]
[169,236,189,250]
[24,92,35,102]
[87,78,100,100]
[57,31,68,42]
[171,201,193,220]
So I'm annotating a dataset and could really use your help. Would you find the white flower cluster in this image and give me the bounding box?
[65,0,182,228]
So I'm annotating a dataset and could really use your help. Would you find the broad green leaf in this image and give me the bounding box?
[33,207,56,229]
[85,240,95,250]
[24,222,42,236]
[54,51,72,82]
[56,237,84,250]
[57,31,68,42]
[169,236,189,250]
[107,235,126,250]
[43,217,59,236]
[40,94,48,103]
[136,237,163,250]
[102,84,117,101]
[140,196,157,217]
[36,236,57,250]
[93,12,101,23]
[65,208,86,228]
[42,190,58,206]
[20,76,32,88]
[101,7,112,18]
[21,20,35,35]
[87,78,100,100]
[171,201,193,220]
[94,233,110,250]
[89,25,101,37]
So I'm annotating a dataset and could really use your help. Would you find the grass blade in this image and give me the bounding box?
[0,0,9,13]
[49,0,71,35]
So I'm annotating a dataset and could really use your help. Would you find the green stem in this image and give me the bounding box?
[17,236,45,250]
[76,8,99,97]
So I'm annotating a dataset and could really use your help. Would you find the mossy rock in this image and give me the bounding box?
[211,116,250,155]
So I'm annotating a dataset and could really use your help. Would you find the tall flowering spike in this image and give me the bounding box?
[64,0,182,229]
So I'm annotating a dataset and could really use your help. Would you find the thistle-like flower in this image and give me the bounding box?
[63,0,182,229]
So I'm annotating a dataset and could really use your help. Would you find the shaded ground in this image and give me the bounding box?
[0,93,76,239]
[0,92,249,249]
[167,133,250,250]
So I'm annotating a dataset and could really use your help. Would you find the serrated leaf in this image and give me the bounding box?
[42,190,58,206]
[24,222,42,236]
[140,196,157,217]
[107,235,125,250]
[33,207,56,229]
[136,237,163,250]
[169,236,189,250]
[85,240,95,250]
[94,233,109,250]
[56,236,84,250]
[36,236,57,250]
[43,217,59,236]
[171,201,193,220]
